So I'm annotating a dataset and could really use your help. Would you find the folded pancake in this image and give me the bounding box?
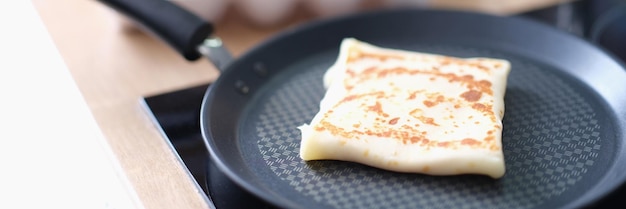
[298,38,510,178]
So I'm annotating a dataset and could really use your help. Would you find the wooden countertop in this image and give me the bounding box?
[31,0,568,208]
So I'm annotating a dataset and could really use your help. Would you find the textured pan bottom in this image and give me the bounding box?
[241,44,610,209]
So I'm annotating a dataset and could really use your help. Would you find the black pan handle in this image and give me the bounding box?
[98,0,213,61]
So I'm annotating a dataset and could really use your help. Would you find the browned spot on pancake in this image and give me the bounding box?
[345,68,356,78]
[478,80,492,88]
[407,136,420,144]
[389,117,400,125]
[353,124,360,128]
[420,138,430,145]
[409,108,423,116]
[461,138,481,146]
[338,92,385,104]
[422,117,438,126]
[472,103,491,113]
[343,95,358,102]
[410,112,440,126]
[423,94,445,108]
[423,100,435,107]
[363,67,377,75]
[404,135,430,145]
[422,166,430,172]
[401,125,412,129]
[316,121,350,138]
[438,141,451,148]
[461,90,482,102]
[359,52,405,62]
[368,101,383,114]
[468,63,490,73]
[484,135,495,142]
[450,75,474,83]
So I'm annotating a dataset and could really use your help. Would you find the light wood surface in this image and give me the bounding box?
[32,0,568,208]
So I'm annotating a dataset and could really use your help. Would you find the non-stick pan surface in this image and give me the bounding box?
[200,9,626,209]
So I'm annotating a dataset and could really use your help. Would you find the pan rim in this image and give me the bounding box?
[201,7,626,209]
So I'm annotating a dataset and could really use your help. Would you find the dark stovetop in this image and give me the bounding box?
[143,1,626,208]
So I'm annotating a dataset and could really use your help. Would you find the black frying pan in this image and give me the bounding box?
[100,1,626,208]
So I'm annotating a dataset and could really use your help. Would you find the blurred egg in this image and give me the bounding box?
[236,0,300,27]
[305,0,363,18]
[173,0,230,23]
[382,0,430,8]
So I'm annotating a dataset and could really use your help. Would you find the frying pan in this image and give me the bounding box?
[100,0,626,208]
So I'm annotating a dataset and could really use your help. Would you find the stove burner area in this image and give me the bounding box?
[144,84,275,208]
[143,1,625,208]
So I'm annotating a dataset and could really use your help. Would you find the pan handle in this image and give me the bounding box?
[196,37,233,71]
[98,0,232,65]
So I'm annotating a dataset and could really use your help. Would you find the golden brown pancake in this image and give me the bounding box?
[299,38,511,178]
